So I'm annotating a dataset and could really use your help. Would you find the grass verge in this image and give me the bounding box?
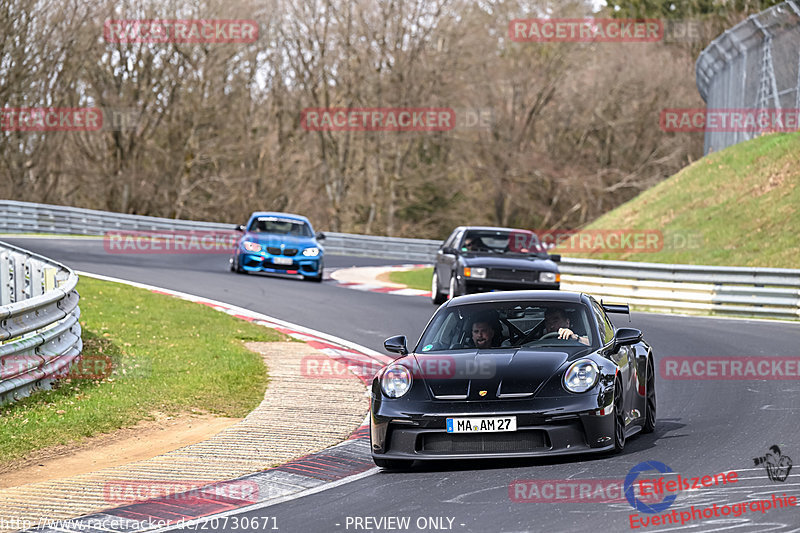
[388,267,433,291]
[565,132,800,267]
[0,276,285,467]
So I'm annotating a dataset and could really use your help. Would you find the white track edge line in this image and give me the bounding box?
[72,270,382,530]
[146,467,380,533]
[75,270,384,356]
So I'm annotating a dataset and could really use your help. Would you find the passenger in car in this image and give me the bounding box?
[456,311,504,349]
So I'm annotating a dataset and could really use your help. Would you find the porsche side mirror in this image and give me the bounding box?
[315,231,326,240]
[235,224,246,232]
[384,335,408,356]
[549,254,561,262]
[614,327,642,350]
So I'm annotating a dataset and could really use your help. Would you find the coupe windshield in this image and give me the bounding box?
[460,230,544,255]
[418,301,595,352]
[249,217,312,236]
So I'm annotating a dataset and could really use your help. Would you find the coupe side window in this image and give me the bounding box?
[591,302,614,345]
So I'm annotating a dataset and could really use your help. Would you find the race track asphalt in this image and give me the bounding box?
[5,236,800,533]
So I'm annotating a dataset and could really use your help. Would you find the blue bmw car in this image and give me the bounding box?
[229,212,325,282]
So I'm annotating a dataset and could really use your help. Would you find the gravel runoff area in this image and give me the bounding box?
[0,342,368,532]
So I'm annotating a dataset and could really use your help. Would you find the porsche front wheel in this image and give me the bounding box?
[642,358,656,434]
[613,380,626,453]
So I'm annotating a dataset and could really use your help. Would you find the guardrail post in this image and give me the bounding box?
[0,250,10,306]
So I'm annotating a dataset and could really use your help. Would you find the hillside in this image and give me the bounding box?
[564,132,800,268]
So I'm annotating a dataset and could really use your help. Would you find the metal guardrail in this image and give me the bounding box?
[0,240,82,405]
[559,259,800,320]
[321,232,441,262]
[1,199,799,320]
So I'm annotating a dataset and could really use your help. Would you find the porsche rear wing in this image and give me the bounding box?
[601,303,630,315]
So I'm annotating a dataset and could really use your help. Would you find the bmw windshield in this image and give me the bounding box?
[249,217,313,237]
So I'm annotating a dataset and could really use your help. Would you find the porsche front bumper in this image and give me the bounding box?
[370,395,616,461]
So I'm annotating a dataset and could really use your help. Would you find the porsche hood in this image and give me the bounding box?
[410,349,570,400]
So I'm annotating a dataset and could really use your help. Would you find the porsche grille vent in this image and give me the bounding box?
[420,431,548,454]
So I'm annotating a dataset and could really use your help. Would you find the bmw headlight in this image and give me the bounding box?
[302,247,320,257]
[464,267,487,278]
[380,364,413,398]
[563,359,599,393]
[243,241,262,253]
[539,271,559,283]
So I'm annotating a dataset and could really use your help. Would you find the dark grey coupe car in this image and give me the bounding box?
[431,226,561,304]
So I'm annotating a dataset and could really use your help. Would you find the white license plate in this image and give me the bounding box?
[272,257,293,265]
[446,416,517,433]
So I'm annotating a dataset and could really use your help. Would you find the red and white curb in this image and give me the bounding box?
[330,263,432,297]
[54,271,390,533]
[78,270,394,378]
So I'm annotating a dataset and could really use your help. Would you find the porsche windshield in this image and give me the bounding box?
[418,301,596,352]
[249,217,312,236]
[460,230,544,255]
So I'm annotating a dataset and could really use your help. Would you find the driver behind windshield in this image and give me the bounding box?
[543,308,589,345]
[463,235,488,252]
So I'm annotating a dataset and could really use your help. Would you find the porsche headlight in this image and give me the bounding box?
[464,267,486,278]
[243,241,262,252]
[302,247,320,257]
[563,359,599,393]
[539,271,559,283]
[380,364,413,398]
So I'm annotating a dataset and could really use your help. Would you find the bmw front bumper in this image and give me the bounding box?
[238,252,322,275]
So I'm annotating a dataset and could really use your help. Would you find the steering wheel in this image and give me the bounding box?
[501,319,525,344]
[539,332,561,340]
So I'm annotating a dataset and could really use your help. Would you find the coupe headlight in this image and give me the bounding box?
[243,241,262,252]
[563,359,599,393]
[302,247,320,257]
[380,364,413,398]
[464,267,487,279]
[539,271,559,283]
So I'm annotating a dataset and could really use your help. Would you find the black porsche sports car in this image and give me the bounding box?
[370,291,655,469]
[431,226,560,304]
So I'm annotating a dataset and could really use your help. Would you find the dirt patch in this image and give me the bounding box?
[754,161,793,196]
[376,271,396,284]
[0,413,240,489]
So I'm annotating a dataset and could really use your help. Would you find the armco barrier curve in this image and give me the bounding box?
[0,239,82,405]
[1,199,798,320]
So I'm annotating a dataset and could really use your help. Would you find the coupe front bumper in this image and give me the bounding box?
[238,252,322,275]
[370,394,615,461]
[464,279,560,292]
